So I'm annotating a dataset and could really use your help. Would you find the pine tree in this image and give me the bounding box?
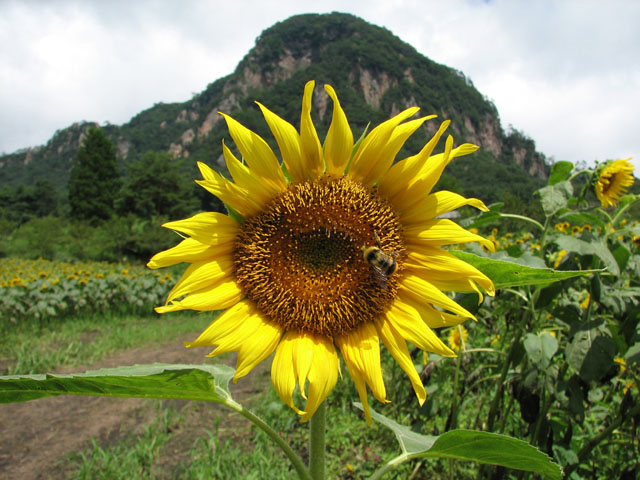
[68,127,121,222]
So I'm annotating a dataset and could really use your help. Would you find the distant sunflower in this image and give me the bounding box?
[594,158,635,208]
[148,81,494,423]
[447,325,469,352]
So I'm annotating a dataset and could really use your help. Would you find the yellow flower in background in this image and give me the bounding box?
[447,326,469,352]
[633,235,640,247]
[554,249,567,269]
[582,224,592,232]
[594,158,635,208]
[148,81,495,423]
[580,293,591,310]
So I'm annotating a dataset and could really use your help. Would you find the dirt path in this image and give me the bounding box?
[0,333,271,480]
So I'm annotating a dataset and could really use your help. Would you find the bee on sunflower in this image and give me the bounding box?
[148,81,494,423]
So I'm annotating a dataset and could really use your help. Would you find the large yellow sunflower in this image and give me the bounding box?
[594,158,635,208]
[148,81,495,424]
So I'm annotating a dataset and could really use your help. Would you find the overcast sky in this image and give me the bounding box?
[1,0,639,171]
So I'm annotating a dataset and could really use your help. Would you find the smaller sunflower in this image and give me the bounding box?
[447,325,468,352]
[594,158,635,208]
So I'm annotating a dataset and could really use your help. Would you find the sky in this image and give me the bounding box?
[1,0,639,171]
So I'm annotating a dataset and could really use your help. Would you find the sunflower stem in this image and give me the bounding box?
[309,401,326,480]
[227,399,312,480]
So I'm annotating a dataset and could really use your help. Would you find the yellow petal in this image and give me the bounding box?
[222,140,277,205]
[377,119,450,199]
[271,333,304,415]
[394,140,480,208]
[155,277,243,313]
[324,84,353,176]
[364,115,436,187]
[348,107,420,185]
[184,300,253,347]
[399,273,476,320]
[220,112,286,192]
[147,237,232,269]
[397,293,470,328]
[400,190,489,223]
[404,244,495,296]
[233,318,282,381]
[299,80,323,178]
[404,218,496,251]
[162,212,239,246]
[165,256,235,304]
[335,322,387,424]
[196,162,260,217]
[385,300,456,357]
[300,335,339,422]
[376,318,426,405]
[257,101,306,183]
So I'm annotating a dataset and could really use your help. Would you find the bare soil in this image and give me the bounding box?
[0,333,272,480]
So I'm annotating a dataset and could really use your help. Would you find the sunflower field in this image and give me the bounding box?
[0,257,175,322]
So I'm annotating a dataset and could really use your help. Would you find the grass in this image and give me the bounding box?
[0,311,212,375]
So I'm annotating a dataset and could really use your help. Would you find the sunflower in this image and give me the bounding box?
[148,81,494,424]
[594,158,635,208]
[447,325,469,352]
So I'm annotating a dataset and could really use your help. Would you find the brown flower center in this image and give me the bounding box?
[234,176,403,336]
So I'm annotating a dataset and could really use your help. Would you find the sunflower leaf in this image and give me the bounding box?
[537,181,573,216]
[554,236,620,276]
[548,161,574,185]
[356,404,562,479]
[0,363,235,404]
[450,250,598,288]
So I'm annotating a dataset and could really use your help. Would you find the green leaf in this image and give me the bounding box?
[612,243,631,272]
[554,236,620,276]
[579,336,616,382]
[548,161,574,185]
[0,364,235,404]
[451,251,597,289]
[625,342,640,366]
[524,332,558,368]
[537,181,573,216]
[356,404,562,479]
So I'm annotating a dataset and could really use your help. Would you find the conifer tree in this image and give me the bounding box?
[68,127,121,222]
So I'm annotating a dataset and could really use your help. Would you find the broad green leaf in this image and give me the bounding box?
[537,181,573,216]
[579,336,616,382]
[625,342,640,366]
[524,332,558,368]
[0,364,235,404]
[566,331,592,372]
[451,251,597,289]
[612,244,631,272]
[548,161,574,185]
[554,236,620,276]
[356,404,562,479]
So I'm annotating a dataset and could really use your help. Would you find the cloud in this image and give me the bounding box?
[1,0,638,173]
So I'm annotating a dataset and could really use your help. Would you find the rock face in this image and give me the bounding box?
[0,12,548,195]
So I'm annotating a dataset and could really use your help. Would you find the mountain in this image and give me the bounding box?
[0,12,548,204]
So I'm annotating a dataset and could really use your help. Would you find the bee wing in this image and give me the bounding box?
[370,264,389,290]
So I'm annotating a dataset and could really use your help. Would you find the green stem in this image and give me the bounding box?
[498,213,545,232]
[568,169,593,183]
[564,403,640,476]
[309,401,326,480]
[447,348,464,430]
[370,454,412,480]
[226,399,312,480]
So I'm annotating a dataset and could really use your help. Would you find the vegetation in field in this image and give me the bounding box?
[0,257,176,322]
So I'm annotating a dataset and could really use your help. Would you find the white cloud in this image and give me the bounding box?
[0,0,638,173]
